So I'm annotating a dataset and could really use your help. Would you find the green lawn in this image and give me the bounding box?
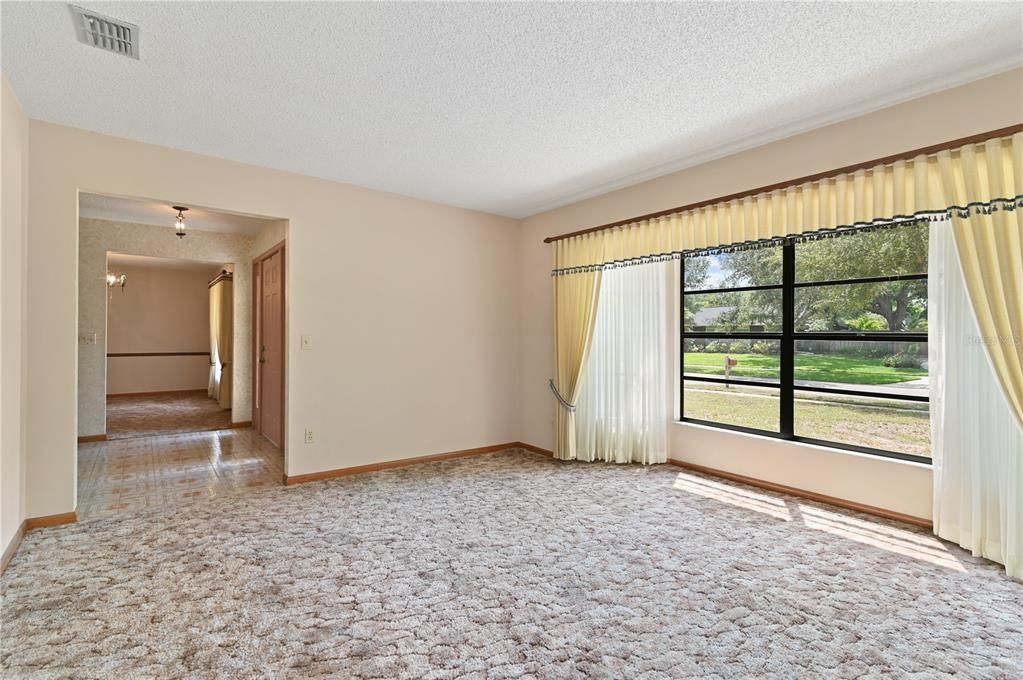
[683,384,930,457]
[684,352,926,385]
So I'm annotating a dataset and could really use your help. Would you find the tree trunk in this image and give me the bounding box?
[869,286,911,331]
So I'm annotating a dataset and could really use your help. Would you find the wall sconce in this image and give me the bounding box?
[106,272,127,289]
[173,205,189,238]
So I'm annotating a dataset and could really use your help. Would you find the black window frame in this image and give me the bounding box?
[680,236,930,465]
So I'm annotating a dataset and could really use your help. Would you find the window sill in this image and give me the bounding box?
[672,420,933,469]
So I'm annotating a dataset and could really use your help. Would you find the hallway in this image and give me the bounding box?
[77,428,283,521]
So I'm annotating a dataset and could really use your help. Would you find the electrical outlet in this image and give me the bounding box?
[304,429,314,444]
[301,335,312,350]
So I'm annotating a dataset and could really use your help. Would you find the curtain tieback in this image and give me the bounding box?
[548,379,576,412]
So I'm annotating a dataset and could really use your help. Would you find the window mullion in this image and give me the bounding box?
[780,242,795,438]
[680,257,685,421]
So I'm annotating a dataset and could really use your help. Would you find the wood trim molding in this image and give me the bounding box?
[278,437,928,527]
[106,388,207,398]
[107,352,210,358]
[284,442,521,485]
[77,434,107,443]
[252,239,287,452]
[1,521,26,575]
[544,123,1023,243]
[252,238,288,265]
[666,459,932,528]
[4,509,79,572]
[24,509,78,531]
[516,441,554,457]
[231,421,252,429]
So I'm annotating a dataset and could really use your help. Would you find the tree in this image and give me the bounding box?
[719,223,928,332]
[682,257,710,327]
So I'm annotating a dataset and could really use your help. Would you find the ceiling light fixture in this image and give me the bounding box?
[173,206,189,238]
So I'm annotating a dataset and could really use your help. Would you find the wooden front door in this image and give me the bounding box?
[254,244,284,448]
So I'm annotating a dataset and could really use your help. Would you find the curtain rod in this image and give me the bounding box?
[543,123,1023,244]
[208,271,233,288]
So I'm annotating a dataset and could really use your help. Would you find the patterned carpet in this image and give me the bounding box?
[2,450,1020,678]
[105,391,232,440]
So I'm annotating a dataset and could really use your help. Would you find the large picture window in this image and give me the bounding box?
[681,221,930,463]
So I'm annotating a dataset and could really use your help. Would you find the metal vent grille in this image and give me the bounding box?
[70,5,139,59]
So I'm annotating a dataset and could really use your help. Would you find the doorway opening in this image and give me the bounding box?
[104,253,232,440]
[76,192,288,520]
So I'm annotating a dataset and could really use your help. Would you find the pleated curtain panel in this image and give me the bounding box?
[551,235,604,461]
[208,275,234,410]
[208,283,220,400]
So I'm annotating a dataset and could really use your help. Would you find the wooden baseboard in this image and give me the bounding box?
[24,509,78,530]
[285,442,927,527]
[107,388,208,398]
[77,434,107,443]
[284,442,522,485]
[666,459,932,528]
[516,441,554,457]
[231,421,252,429]
[3,509,78,573]
[1,520,26,575]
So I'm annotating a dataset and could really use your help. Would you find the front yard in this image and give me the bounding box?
[682,383,930,457]
[684,352,926,385]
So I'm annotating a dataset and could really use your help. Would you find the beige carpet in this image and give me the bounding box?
[2,450,1020,678]
[106,391,232,440]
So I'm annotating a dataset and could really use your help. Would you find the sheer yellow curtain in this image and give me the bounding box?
[552,233,604,460]
[938,133,1023,427]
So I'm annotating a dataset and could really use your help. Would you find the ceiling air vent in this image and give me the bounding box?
[70,5,139,59]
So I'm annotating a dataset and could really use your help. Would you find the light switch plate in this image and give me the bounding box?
[301,335,311,350]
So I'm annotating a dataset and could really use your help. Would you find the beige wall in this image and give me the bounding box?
[78,218,255,434]
[252,219,288,259]
[1,76,29,550]
[518,68,1023,520]
[106,262,220,396]
[28,123,520,518]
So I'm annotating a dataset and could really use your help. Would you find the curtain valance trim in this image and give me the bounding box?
[551,195,1022,276]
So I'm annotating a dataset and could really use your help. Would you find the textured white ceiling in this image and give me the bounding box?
[4,2,1021,218]
[80,192,276,236]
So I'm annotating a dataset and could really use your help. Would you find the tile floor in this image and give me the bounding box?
[77,427,284,520]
